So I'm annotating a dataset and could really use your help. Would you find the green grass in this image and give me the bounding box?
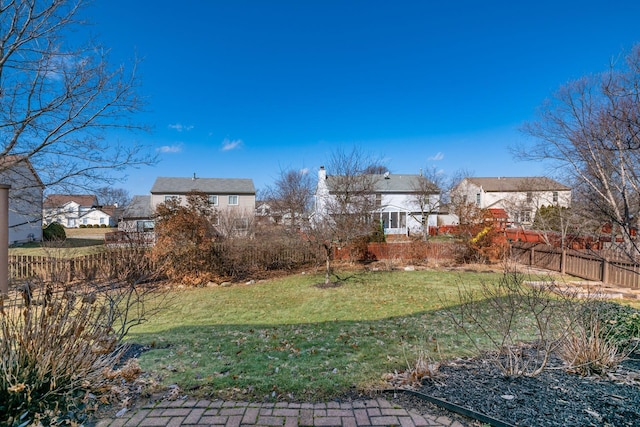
[128,270,506,401]
[9,227,112,257]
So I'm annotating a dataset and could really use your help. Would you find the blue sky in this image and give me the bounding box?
[83,0,640,197]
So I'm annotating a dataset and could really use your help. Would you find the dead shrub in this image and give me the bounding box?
[559,300,639,376]
[0,275,163,425]
[447,265,576,377]
[559,320,624,376]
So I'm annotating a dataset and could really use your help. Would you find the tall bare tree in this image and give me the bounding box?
[0,0,153,195]
[265,168,314,232]
[311,147,380,285]
[410,167,443,240]
[519,44,640,260]
[96,187,131,207]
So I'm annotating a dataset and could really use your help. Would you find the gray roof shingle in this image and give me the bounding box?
[467,177,570,192]
[150,177,255,194]
[122,195,152,219]
[326,174,439,194]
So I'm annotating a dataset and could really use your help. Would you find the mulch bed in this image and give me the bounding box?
[389,350,640,427]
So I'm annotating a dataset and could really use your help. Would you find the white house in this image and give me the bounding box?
[314,166,440,237]
[0,156,44,244]
[452,177,572,227]
[43,194,99,228]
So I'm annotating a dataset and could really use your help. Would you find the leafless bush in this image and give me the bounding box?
[558,319,624,376]
[558,300,639,376]
[0,247,167,424]
[447,265,577,377]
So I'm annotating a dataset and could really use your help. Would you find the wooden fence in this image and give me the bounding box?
[8,249,156,283]
[511,243,640,289]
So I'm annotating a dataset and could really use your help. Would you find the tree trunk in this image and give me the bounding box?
[324,244,332,285]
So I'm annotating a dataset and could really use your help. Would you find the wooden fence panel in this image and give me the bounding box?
[511,242,639,289]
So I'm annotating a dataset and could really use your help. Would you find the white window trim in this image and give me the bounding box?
[228,195,239,205]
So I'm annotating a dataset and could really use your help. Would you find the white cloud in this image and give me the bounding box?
[157,144,183,153]
[428,152,444,161]
[168,123,194,132]
[300,168,310,175]
[221,138,243,151]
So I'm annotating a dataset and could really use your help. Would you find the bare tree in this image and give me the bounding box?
[96,187,131,207]
[215,207,255,239]
[0,0,154,196]
[410,167,443,240]
[311,147,380,285]
[519,45,640,260]
[265,168,314,232]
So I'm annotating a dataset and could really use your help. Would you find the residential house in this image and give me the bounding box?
[119,196,154,232]
[0,156,45,244]
[43,194,99,228]
[452,177,572,227]
[314,166,440,237]
[78,204,121,227]
[120,175,256,236]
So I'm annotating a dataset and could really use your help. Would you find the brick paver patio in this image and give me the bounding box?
[95,397,466,427]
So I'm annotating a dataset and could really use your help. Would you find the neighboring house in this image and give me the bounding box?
[78,204,121,227]
[0,156,45,244]
[43,194,99,228]
[452,177,572,227]
[314,166,440,237]
[119,175,256,236]
[119,196,154,232]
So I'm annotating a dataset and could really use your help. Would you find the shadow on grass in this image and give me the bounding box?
[126,309,467,402]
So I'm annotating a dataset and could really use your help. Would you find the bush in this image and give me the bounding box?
[100,223,108,228]
[0,283,123,424]
[43,222,66,241]
[79,224,87,228]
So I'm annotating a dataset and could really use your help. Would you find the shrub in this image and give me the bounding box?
[0,270,163,424]
[79,224,87,228]
[447,267,575,377]
[559,301,640,375]
[43,222,66,241]
[100,223,108,228]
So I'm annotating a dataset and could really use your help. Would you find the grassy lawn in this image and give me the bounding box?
[129,269,511,401]
[9,227,113,257]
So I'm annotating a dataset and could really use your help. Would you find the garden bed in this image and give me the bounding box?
[391,350,640,426]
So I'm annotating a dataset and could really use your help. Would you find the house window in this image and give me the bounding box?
[164,195,178,202]
[208,195,218,205]
[375,194,382,207]
[82,218,88,224]
[522,211,532,223]
[136,220,155,232]
[99,217,105,224]
[526,192,533,203]
[475,193,480,206]
[67,218,75,227]
[380,211,407,230]
[228,195,238,205]
[553,191,558,203]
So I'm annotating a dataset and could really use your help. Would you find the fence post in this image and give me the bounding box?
[530,247,535,266]
[0,184,10,294]
[601,257,610,284]
[560,249,566,275]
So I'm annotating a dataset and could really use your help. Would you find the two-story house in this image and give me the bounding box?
[314,166,440,237]
[452,177,571,227]
[119,175,256,236]
[0,156,45,244]
[43,194,99,228]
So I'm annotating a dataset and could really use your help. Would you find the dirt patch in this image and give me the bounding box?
[390,350,640,426]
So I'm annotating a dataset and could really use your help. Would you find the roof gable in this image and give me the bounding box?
[466,177,570,192]
[151,177,255,194]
